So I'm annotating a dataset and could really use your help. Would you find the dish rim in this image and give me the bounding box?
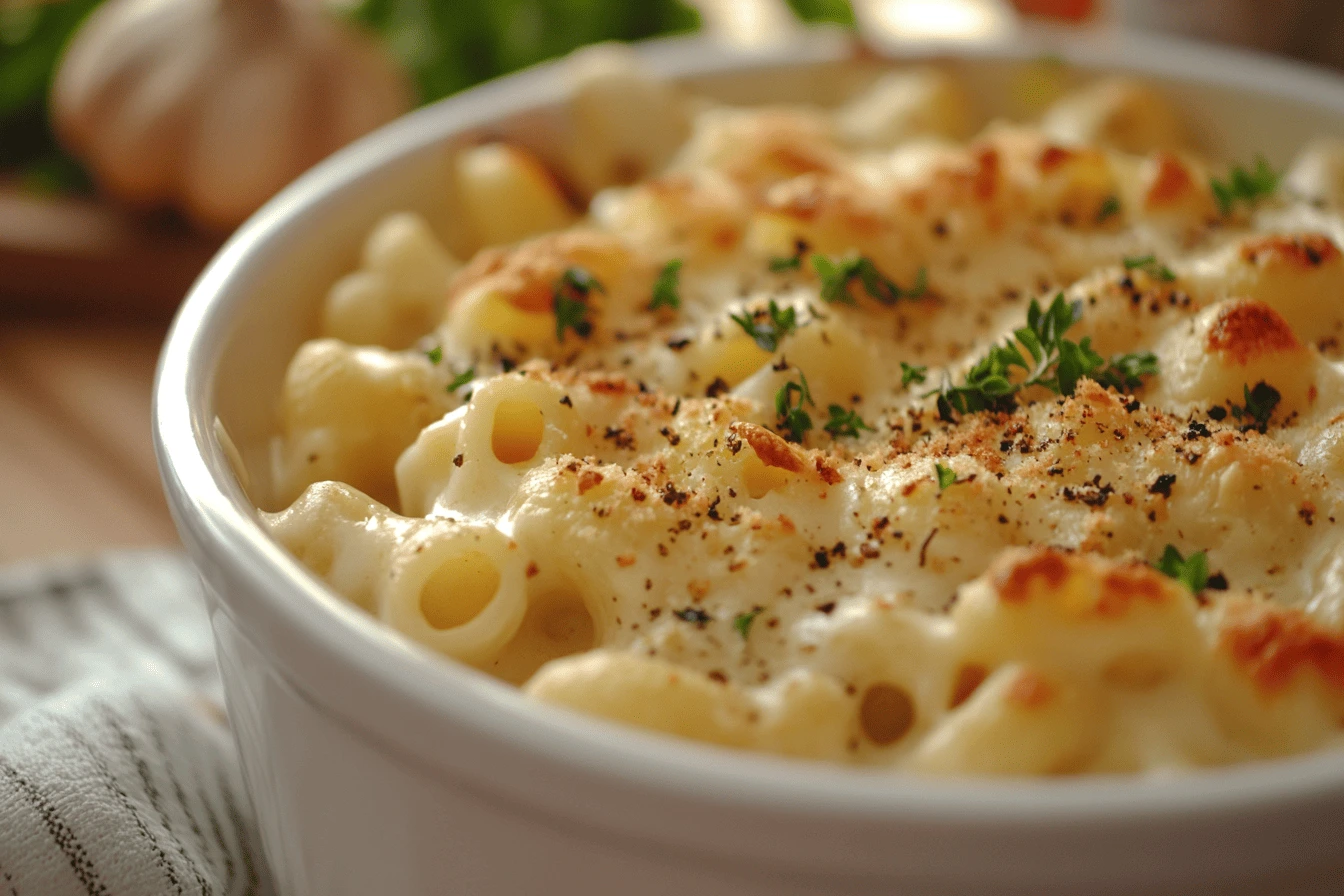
[154,25,1344,828]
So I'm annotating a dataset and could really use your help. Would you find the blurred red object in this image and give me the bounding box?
[1011,0,1095,21]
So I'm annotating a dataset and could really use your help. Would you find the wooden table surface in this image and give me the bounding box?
[0,316,178,563]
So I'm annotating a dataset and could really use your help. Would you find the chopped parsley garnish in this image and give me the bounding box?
[425,346,443,364]
[649,259,682,311]
[1228,381,1281,433]
[934,462,960,491]
[1211,156,1279,216]
[823,405,873,438]
[1122,254,1176,281]
[733,607,764,639]
[928,293,1159,421]
[553,266,604,342]
[1096,195,1121,223]
[900,362,928,388]
[1092,351,1160,392]
[775,371,815,443]
[673,607,711,626]
[1154,544,1210,594]
[811,254,927,307]
[730,300,798,352]
[769,240,808,272]
[446,367,475,393]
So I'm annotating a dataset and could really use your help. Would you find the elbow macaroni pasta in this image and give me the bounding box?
[263,58,1344,776]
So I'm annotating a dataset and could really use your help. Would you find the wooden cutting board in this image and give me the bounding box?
[0,183,223,319]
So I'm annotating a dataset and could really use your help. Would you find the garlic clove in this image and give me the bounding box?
[51,0,413,231]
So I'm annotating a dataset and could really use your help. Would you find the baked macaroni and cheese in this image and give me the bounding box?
[261,49,1344,775]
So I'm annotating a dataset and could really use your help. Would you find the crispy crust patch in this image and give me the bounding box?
[992,547,1072,604]
[1096,565,1169,617]
[577,469,605,495]
[448,230,628,313]
[992,548,1173,617]
[732,421,805,473]
[1006,668,1056,708]
[1205,299,1301,365]
[1144,152,1194,208]
[765,173,888,235]
[1239,233,1342,269]
[1221,601,1344,694]
[1038,145,1075,174]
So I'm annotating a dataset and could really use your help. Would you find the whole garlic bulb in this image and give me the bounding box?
[52,0,413,231]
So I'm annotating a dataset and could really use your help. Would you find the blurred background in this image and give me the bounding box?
[4,0,1344,562]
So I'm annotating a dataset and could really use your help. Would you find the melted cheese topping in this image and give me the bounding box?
[263,67,1344,775]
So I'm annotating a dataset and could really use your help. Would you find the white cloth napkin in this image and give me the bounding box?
[0,550,274,896]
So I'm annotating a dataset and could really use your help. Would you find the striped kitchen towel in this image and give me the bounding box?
[0,550,273,896]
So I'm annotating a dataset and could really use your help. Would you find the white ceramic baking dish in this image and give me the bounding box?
[154,26,1344,896]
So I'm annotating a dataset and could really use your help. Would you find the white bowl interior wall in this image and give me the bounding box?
[156,29,1344,896]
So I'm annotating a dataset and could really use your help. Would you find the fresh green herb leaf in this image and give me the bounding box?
[774,371,815,443]
[730,300,798,352]
[553,266,603,342]
[769,240,809,272]
[811,254,926,307]
[1228,381,1281,432]
[1122,254,1176,281]
[560,266,604,297]
[823,405,873,438]
[927,293,1160,421]
[811,254,853,305]
[649,259,683,311]
[425,346,443,364]
[935,462,959,491]
[1096,195,1121,223]
[673,607,712,626]
[1154,544,1210,594]
[1092,351,1160,391]
[900,362,928,388]
[447,367,475,392]
[733,606,764,639]
[1211,156,1279,216]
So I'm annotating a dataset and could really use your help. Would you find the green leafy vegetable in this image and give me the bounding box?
[649,259,682,311]
[733,607,764,639]
[811,254,926,307]
[784,0,855,26]
[553,266,603,342]
[447,367,475,392]
[0,0,101,190]
[425,346,443,364]
[730,300,798,352]
[1122,254,1176,281]
[775,371,815,443]
[900,362,927,388]
[1154,545,1209,594]
[348,0,702,105]
[929,294,1159,421]
[769,253,803,272]
[1228,381,1281,432]
[934,462,959,491]
[823,405,872,438]
[1211,156,1279,216]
